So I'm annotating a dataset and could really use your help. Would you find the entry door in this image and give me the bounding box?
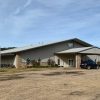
[68,59,74,67]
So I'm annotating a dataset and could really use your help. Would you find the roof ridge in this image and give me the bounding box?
[1,38,93,54]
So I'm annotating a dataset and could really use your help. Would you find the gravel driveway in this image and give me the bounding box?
[0,68,100,100]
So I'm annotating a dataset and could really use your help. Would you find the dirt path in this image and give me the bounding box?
[0,68,100,100]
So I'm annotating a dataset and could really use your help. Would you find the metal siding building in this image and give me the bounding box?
[1,38,100,68]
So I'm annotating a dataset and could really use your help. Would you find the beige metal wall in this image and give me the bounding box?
[18,41,83,66]
[1,41,87,67]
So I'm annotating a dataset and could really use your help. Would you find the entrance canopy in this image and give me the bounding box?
[55,47,100,55]
[55,47,100,68]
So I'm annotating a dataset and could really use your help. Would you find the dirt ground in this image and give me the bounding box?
[0,68,100,100]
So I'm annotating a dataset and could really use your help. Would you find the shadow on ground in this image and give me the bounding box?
[0,74,24,81]
[69,91,85,96]
[65,71,85,76]
[42,71,85,76]
[92,94,100,100]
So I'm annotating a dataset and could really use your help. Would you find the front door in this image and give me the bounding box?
[68,59,74,67]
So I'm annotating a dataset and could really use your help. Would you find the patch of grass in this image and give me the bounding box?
[0,68,7,72]
[0,67,58,74]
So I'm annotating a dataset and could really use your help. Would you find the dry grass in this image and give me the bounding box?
[0,68,100,100]
[0,67,57,74]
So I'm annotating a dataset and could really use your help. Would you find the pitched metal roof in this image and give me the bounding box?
[56,47,93,54]
[1,38,92,54]
[56,47,100,55]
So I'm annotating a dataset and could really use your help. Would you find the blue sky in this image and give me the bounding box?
[0,0,100,47]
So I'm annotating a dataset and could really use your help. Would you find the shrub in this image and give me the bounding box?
[47,59,55,67]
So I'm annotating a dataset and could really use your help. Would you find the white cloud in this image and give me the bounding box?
[0,8,49,36]
[14,8,21,15]
[13,0,32,15]
[1,0,100,37]
[0,0,100,46]
[23,0,32,8]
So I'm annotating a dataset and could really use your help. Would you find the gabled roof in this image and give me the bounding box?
[56,47,92,54]
[56,47,100,55]
[1,38,93,54]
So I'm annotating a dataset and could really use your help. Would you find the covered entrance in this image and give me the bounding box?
[55,47,100,68]
[56,54,76,68]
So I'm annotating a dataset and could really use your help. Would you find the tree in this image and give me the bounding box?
[47,58,55,66]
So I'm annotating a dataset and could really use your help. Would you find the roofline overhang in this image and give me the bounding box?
[1,38,93,54]
[55,52,100,55]
[1,53,15,56]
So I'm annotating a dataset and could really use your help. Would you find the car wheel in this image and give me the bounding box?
[87,66,91,70]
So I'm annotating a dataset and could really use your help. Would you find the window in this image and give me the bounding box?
[67,42,74,48]
[68,59,74,66]
[58,59,60,65]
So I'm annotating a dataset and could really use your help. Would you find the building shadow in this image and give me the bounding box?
[42,71,85,76]
[0,74,25,81]
[69,91,85,96]
[65,71,85,76]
